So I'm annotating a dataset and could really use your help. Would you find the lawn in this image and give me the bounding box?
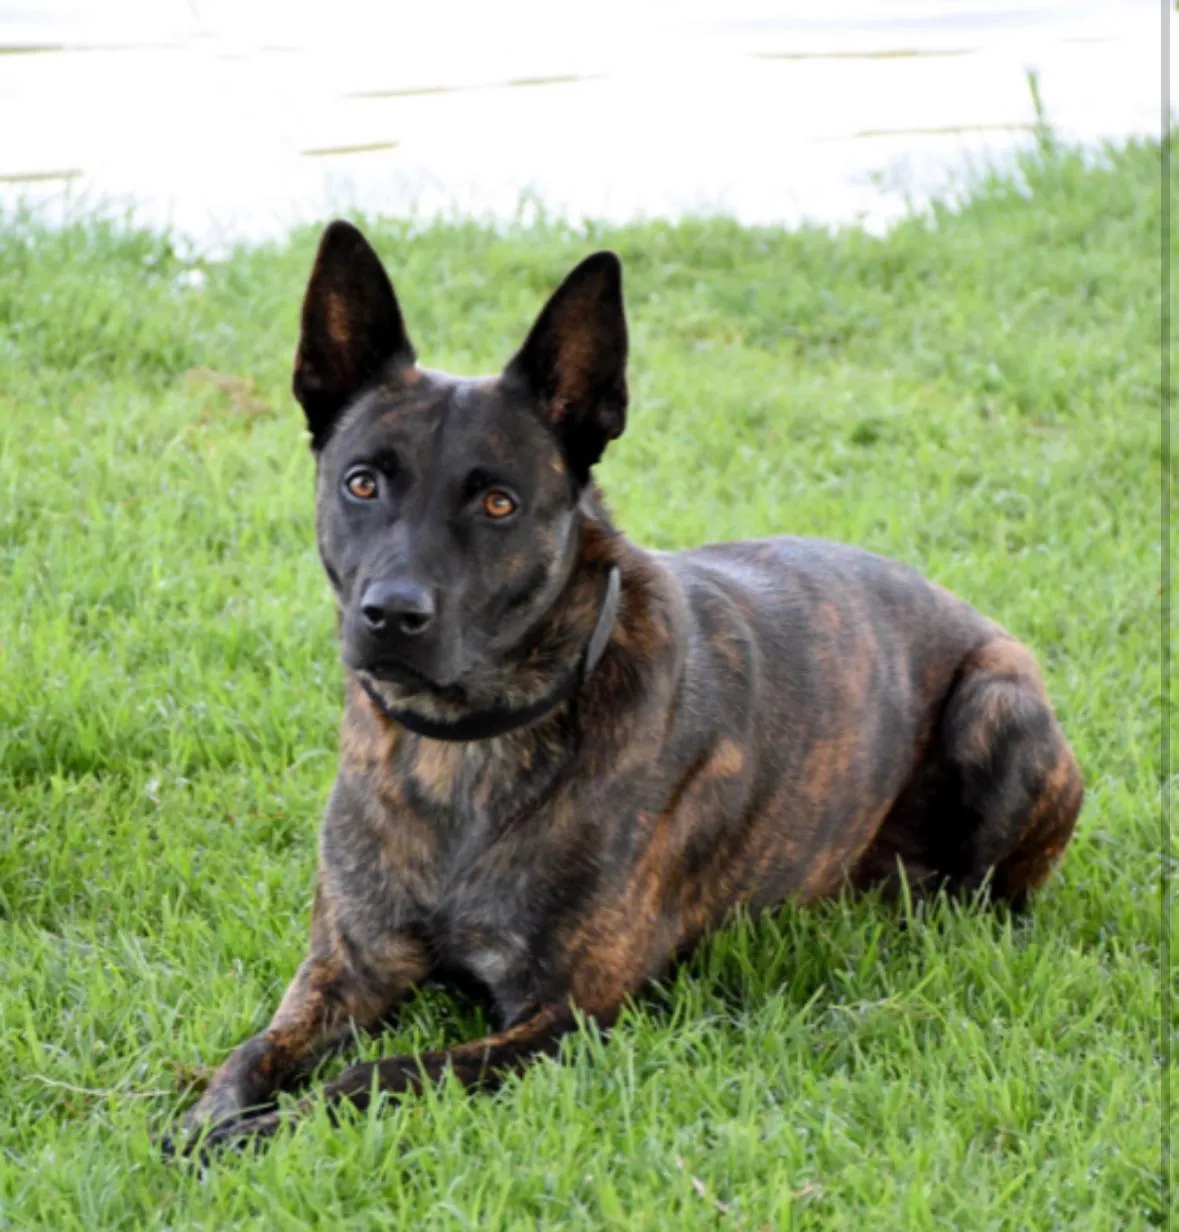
[0,136,1169,1229]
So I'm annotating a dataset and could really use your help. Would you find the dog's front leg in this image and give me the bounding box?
[170,885,430,1150]
[197,1002,618,1149]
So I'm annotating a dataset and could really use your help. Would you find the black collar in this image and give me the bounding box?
[358,566,621,743]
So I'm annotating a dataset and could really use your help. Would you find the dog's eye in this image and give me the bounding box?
[344,468,379,501]
[482,490,517,520]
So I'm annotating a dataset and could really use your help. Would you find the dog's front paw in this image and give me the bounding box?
[161,1082,270,1164]
[161,1108,284,1165]
[195,1109,283,1156]
[159,1112,232,1166]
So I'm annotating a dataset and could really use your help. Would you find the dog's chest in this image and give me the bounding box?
[407,746,560,1012]
[424,858,540,1021]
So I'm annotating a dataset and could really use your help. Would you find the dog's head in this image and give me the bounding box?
[292,220,628,707]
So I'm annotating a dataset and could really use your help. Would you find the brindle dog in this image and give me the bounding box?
[171,221,1083,1152]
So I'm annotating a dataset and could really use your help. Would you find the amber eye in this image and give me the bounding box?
[344,467,378,501]
[482,490,517,520]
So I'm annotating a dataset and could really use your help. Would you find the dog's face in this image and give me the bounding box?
[292,222,628,703]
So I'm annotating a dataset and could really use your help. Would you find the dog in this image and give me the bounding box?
[171,221,1083,1151]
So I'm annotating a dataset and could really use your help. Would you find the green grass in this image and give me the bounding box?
[0,136,1170,1229]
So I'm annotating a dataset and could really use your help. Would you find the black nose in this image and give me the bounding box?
[360,580,436,637]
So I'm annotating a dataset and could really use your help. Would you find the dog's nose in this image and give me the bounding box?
[360,580,436,637]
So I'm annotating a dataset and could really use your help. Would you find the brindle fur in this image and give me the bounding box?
[171,222,1083,1152]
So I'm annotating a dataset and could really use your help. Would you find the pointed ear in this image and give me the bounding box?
[504,251,628,483]
[292,220,415,450]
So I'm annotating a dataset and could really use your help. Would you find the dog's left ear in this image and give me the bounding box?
[505,251,628,483]
[293,220,416,450]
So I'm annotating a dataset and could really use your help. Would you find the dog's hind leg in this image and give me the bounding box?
[853,636,1083,909]
[936,637,1084,909]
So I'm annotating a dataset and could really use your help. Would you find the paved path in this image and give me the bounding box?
[0,1,1165,251]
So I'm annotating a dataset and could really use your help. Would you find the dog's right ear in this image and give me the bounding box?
[292,220,415,450]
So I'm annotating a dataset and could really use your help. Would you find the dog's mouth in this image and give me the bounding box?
[362,654,436,689]
[354,654,468,703]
